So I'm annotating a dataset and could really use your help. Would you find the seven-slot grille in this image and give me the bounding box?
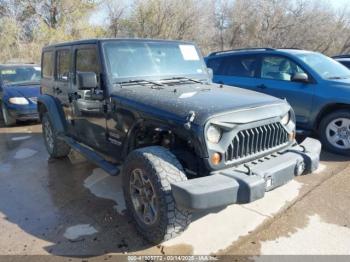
[225,122,289,162]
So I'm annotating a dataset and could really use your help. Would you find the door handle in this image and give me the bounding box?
[256,84,267,89]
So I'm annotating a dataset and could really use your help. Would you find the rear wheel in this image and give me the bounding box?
[122,146,191,243]
[42,113,70,158]
[319,110,350,156]
[1,103,16,126]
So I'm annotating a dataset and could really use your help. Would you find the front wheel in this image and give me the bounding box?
[319,110,350,156]
[122,146,191,243]
[42,113,70,158]
[1,103,16,126]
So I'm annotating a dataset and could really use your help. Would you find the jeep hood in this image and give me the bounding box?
[110,83,289,125]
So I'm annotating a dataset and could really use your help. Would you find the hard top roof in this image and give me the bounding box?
[43,38,195,50]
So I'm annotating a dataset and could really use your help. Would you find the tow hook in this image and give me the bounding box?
[184,111,196,130]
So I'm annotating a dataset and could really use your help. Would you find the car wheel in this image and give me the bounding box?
[122,146,191,243]
[1,102,16,126]
[319,110,350,156]
[42,113,70,158]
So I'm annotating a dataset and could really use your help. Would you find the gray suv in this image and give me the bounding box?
[38,39,321,243]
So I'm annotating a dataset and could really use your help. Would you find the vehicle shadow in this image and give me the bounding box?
[0,119,345,257]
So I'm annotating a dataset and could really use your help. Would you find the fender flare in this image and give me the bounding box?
[121,118,207,160]
[37,94,67,135]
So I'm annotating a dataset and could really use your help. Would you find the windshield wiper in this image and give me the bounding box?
[115,79,164,88]
[327,76,350,80]
[159,77,205,84]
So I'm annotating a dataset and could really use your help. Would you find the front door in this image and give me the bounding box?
[70,44,107,150]
[256,55,315,127]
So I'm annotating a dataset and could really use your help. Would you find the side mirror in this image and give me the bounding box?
[291,72,309,83]
[77,72,97,90]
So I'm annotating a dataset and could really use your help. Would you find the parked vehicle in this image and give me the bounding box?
[38,39,320,243]
[206,48,350,155]
[333,55,350,69]
[0,64,41,126]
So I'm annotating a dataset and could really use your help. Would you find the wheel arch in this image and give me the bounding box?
[37,95,67,135]
[121,119,205,170]
[314,103,350,131]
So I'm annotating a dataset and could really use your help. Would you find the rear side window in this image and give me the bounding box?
[42,51,53,78]
[222,56,259,77]
[207,55,259,77]
[206,58,223,75]
[56,49,71,82]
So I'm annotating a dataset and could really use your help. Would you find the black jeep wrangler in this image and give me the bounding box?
[38,39,321,243]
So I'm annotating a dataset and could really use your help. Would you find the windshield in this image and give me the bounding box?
[0,66,41,85]
[296,52,350,79]
[102,41,207,81]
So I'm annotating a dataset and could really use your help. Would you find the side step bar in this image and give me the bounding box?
[63,137,120,176]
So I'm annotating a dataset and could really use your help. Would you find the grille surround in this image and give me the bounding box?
[225,122,289,164]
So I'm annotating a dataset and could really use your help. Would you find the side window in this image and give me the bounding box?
[42,51,53,79]
[342,61,350,69]
[75,48,100,83]
[261,56,306,81]
[206,58,223,75]
[213,55,259,77]
[221,56,259,77]
[56,49,71,82]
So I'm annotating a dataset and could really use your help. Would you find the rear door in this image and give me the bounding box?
[255,55,316,126]
[54,47,74,134]
[208,55,261,90]
[41,50,55,97]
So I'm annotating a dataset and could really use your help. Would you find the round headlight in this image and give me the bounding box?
[8,97,29,105]
[281,112,290,125]
[207,125,222,143]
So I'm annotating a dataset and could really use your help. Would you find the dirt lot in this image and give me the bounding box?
[0,119,349,260]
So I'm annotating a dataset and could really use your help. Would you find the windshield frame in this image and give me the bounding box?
[294,52,350,80]
[100,39,210,84]
[0,65,41,85]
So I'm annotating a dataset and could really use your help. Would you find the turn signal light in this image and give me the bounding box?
[211,152,222,165]
[289,131,296,141]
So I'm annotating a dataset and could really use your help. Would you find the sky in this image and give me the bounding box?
[90,0,350,26]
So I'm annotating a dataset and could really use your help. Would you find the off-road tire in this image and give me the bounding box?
[122,146,191,243]
[319,110,350,156]
[1,102,16,126]
[42,113,70,158]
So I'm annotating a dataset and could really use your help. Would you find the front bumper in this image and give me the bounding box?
[7,106,39,121]
[171,137,321,210]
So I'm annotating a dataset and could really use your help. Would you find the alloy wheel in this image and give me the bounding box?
[326,117,350,149]
[129,168,158,225]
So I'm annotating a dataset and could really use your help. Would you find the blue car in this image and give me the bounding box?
[333,55,350,69]
[0,64,41,126]
[205,48,350,155]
